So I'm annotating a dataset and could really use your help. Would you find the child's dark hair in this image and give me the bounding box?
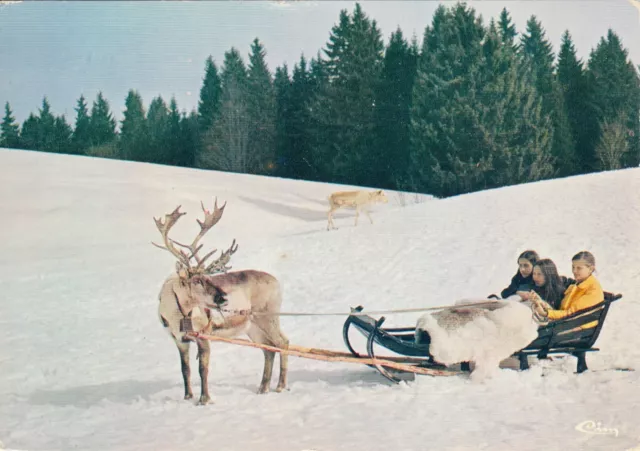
[509,249,539,280]
[518,250,540,265]
[533,258,565,309]
[500,249,540,299]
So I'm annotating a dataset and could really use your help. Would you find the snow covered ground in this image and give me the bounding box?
[1,148,639,451]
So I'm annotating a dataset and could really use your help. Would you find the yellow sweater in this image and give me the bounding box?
[547,275,604,329]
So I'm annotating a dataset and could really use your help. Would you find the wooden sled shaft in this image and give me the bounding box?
[287,343,429,363]
[187,332,458,377]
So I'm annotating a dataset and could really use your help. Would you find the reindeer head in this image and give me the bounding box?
[190,275,229,309]
[152,198,239,280]
[374,190,389,204]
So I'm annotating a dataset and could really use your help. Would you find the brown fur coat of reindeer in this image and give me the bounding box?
[154,199,289,405]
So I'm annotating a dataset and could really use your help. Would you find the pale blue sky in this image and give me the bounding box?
[1,1,639,125]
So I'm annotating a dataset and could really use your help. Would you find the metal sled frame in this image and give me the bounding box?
[342,307,450,383]
[342,292,622,383]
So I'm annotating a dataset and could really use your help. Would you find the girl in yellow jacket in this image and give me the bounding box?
[531,251,604,329]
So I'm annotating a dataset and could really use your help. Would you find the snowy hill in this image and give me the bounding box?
[1,148,639,451]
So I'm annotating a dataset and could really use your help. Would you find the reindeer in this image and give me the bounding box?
[326,189,389,230]
[153,199,289,405]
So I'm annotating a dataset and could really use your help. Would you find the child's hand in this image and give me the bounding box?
[533,301,548,317]
[516,291,530,300]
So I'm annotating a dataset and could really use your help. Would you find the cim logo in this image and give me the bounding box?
[575,420,619,437]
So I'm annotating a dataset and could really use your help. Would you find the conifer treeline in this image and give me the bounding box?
[2,2,639,197]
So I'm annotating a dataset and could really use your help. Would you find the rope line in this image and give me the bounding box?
[215,299,507,317]
[213,298,549,327]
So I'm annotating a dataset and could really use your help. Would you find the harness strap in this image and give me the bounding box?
[172,288,188,319]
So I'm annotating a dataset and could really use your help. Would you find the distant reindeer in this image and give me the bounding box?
[327,189,389,230]
[153,199,289,405]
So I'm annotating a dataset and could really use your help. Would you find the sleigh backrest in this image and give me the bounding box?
[527,291,622,351]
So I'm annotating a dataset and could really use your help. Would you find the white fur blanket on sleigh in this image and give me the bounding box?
[415,299,539,380]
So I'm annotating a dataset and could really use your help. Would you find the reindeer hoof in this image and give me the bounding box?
[184,393,194,400]
[257,386,270,394]
[197,395,211,405]
[275,385,287,393]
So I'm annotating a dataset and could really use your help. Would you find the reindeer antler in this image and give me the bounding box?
[152,205,191,268]
[172,198,227,269]
[205,238,239,273]
[152,198,238,276]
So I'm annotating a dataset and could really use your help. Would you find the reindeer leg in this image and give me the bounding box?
[354,206,360,226]
[247,324,278,394]
[176,341,193,400]
[274,331,289,393]
[258,350,276,394]
[365,208,373,224]
[196,338,211,405]
[327,206,337,230]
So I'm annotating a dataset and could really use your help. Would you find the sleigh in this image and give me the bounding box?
[341,292,623,383]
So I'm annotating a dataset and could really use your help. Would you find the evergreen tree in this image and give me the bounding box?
[409,4,486,195]
[282,54,317,181]
[498,8,517,48]
[556,30,588,174]
[480,20,554,189]
[147,95,169,164]
[198,56,222,132]
[52,115,73,154]
[179,109,199,168]
[323,9,350,80]
[585,29,640,169]
[273,63,292,177]
[72,95,91,155]
[310,3,385,186]
[20,114,40,151]
[301,53,329,181]
[38,97,57,152]
[549,80,577,176]
[308,53,328,97]
[374,28,418,189]
[520,16,554,109]
[409,5,553,196]
[520,16,574,177]
[246,38,277,174]
[0,102,21,149]
[18,98,60,153]
[166,97,184,166]
[198,48,251,172]
[120,89,149,161]
[88,92,117,148]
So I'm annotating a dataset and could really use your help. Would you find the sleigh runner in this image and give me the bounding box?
[341,291,623,383]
